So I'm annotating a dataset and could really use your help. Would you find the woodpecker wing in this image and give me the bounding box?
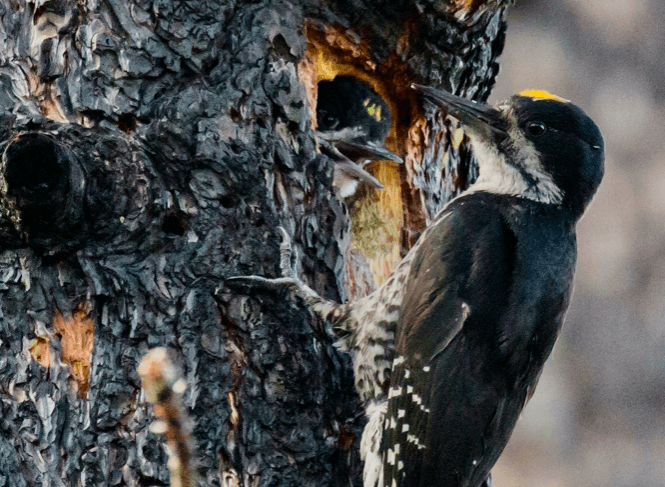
[383,196,520,487]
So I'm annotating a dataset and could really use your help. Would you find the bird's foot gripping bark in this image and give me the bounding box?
[225,227,338,321]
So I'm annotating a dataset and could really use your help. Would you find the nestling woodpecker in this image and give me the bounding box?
[228,86,604,487]
[316,76,403,198]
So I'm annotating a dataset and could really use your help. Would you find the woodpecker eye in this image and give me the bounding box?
[526,121,547,137]
[324,115,339,129]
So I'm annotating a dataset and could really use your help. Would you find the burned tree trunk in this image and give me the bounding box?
[0,0,510,485]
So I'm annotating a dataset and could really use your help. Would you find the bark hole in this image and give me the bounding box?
[117,113,138,134]
[1,132,85,249]
[4,134,65,195]
[162,211,189,236]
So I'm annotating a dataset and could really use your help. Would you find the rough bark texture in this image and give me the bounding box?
[0,0,510,486]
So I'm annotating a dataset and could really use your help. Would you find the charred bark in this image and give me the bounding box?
[0,0,511,485]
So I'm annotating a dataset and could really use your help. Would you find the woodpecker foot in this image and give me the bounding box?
[225,227,324,306]
[224,275,299,292]
[226,228,341,332]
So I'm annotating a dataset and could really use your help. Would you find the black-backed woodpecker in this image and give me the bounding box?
[317,76,402,198]
[229,86,604,487]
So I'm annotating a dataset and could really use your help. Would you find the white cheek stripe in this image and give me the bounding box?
[465,110,563,205]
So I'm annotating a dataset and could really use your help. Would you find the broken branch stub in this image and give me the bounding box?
[0,119,160,255]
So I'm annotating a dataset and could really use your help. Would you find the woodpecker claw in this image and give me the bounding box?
[226,227,305,291]
[226,227,299,291]
[225,227,338,322]
[225,275,298,291]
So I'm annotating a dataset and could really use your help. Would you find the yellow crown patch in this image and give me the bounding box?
[519,90,570,103]
[364,98,382,121]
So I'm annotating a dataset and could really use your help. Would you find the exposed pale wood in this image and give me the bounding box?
[53,305,95,397]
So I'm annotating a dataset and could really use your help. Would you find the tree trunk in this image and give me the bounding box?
[0,0,510,485]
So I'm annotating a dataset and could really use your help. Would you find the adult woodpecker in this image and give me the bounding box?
[316,76,403,198]
[228,86,604,487]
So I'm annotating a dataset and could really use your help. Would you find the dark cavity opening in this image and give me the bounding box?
[4,134,67,196]
[162,211,189,236]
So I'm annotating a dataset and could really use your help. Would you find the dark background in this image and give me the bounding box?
[491,0,665,485]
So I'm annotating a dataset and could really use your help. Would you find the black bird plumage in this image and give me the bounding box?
[380,86,603,487]
[229,86,604,487]
[383,194,576,487]
[316,76,402,198]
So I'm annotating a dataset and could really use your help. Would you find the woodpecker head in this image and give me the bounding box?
[316,77,403,198]
[318,77,402,160]
[318,76,393,145]
[414,85,604,218]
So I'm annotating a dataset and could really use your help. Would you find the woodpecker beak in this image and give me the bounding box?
[335,157,384,190]
[333,140,403,164]
[412,84,509,144]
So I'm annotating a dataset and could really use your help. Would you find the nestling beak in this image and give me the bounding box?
[316,129,403,164]
[412,84,509,145]
[333,139,403,164]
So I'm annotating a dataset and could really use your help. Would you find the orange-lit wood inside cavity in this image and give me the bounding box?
[299,24,427,284]
[53,304,95,397]
[350,162,403,282]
